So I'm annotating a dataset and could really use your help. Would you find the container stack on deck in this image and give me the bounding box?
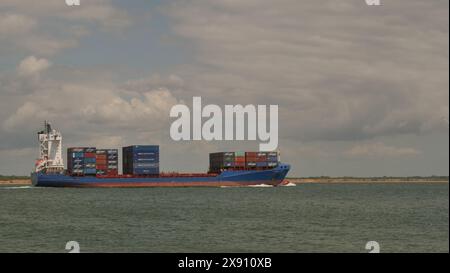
[250,151,279,168]
[106,149,119,175]
[67,145,277,176]
[209,151,279,172]
[96,149,118,176]
[123,145,159,175]
[84,147,97,175]
[67,148,84,175]
[209,152,234,171]
[266,152,279,167]
[67,147,96,176]
[235,151,246,168]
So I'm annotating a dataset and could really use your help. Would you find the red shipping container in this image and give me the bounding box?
[96,165,108,170]
[246,152,257,157]
[96,159,107,165]
[84,152,96,158]
[96,155,107,160]
[106,170,118,175]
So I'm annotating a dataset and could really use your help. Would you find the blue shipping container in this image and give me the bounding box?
[135,163,159,168]
[130,145,159,151]
[84,168,96,174]
[133,168,159,175]
[123,145,160,175]
[84,157,96,163]
[72,152,84,158]
[256,162,268,167]
[134,157,159,162]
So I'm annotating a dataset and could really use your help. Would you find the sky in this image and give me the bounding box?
[0,0,448,177]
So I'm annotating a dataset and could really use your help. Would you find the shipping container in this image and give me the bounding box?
[66,147,99,175]
[84,168,97,175]
[210,151,279,172]
[123,145,159,175]
[68,147,121,176]
[84,152,96,158]
[84,147,96,153]
[96,149,118,175]
[256,162,268,167]
[96,169,107,175]
[84,157,96,163]
[67,147,87,175]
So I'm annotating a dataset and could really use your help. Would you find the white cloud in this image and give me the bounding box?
[63,1,131,29]
[344,142,421,158]
[0,0,131,29]
[0,13,36,35]
[165,0,449,142]
[0,0,131,56]
[2,80,181,134]
[17,56,52,77]
[122,74,185,93]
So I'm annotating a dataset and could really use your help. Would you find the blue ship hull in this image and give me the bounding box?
[32,163,290,188]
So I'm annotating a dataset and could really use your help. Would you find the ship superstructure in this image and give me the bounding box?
[35,121,64,174]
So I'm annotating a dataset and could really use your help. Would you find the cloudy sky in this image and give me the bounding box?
[0,0,448,177]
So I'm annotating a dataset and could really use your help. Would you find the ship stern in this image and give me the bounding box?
[31,172,39,186]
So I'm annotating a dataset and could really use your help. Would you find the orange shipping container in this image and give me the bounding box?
[97,159,107,165]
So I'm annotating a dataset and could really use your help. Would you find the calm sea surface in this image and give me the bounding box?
[0,183,448,253]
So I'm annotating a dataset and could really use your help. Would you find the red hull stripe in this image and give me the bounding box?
[60,180,281,188]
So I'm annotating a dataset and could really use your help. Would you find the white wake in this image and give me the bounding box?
[0,186,34,190]
[220,184,274,188]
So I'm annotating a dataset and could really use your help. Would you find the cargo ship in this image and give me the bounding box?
[32,122,290,188]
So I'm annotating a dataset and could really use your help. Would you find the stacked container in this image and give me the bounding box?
[266,151,278,167]
[83,147,97,175]
[210,151,279,172]
[255,152,268,168]
[252,151,279,168]
[67,147,96,176]
[123,145,159,175]
[234,151,246,168]
[95,149,118,175]
[209,152,221,172]
[95,149,107,175]
[67,147,85,175]
[245,152,258,168]
[106,149,119,175]
[209,152,234,172]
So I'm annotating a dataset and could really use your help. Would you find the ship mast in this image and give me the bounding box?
[35,121,64,174]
